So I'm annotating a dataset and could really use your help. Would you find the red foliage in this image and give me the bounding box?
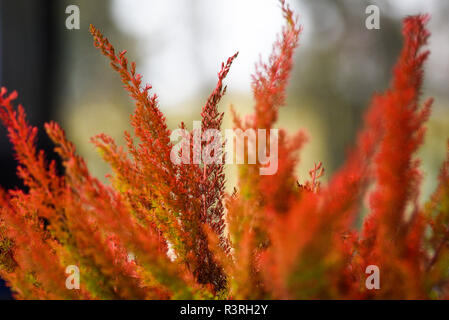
[0,1,448,299]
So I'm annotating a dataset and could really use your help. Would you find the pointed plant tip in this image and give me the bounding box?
[404,14,430,27]
[416,13,430,24]
[421,13,430,22]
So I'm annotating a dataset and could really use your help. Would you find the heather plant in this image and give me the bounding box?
[0,1,448,299]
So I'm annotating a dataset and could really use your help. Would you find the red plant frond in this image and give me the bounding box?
[358,15,432,299]
[1,1,448,301]
[0,88,202,299]
[249,0,301,130]
[224,1,305,298]
[200,52,238,252]
[89,25,234,293]
[256,14,435,299]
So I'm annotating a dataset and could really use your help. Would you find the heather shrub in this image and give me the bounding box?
[0,1,448,299]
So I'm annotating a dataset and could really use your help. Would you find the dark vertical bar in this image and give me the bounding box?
[0,0,60,299]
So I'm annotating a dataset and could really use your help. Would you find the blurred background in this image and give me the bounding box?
[0,0,448,299]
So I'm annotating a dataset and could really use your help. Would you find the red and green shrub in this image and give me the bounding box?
[0,1,448,299]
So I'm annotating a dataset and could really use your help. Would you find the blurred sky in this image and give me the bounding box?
[111,0,449,110]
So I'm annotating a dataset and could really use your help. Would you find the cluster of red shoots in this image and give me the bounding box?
[1,1,449,299]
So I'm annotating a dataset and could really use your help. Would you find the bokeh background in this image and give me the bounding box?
[1,0,448,299]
